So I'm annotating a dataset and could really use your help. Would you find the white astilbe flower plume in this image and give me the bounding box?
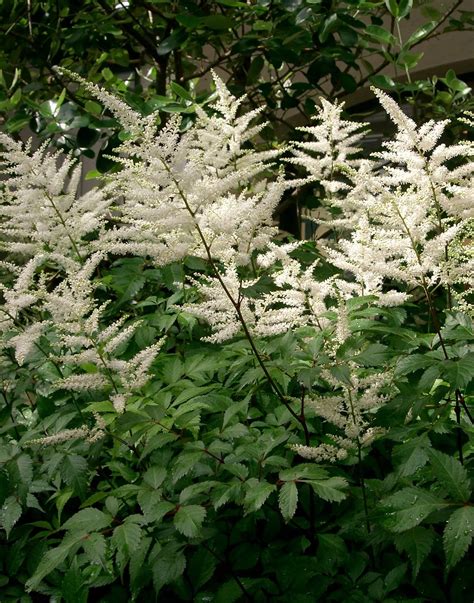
[40,259,164,401]
[0,134,109,260]
[27,412,107,446]
[78,71,286,266]
[55,67,157,138]
[292,365,390,462]
[186,244,378,343]
[288,98,369,226]
[293,90,474,303]
[8,322,46,366]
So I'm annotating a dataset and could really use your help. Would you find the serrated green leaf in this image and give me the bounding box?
[444,506,474,570]
[61,557,88,603]
[60,455,88,499]
[130,535,152,592]
[26,492,43,512]
[172,451,203,482]
[143,466,167,489]
[187,548,217,592]
[279,464,328,482]
[62,508,111,533]
[0,496,22,538]
[394,526,434,578]
[173,505,206,537]
[393,435,431,477]
[243,479,276,514]
[55,488,74,523]
[112,520,142,554]
[211,482,242,510]
[396,354,434,375]
[443,353,474,389]
[317,534,348,573]
[279,481,298,521]
[223,399,248,428]
[384,563,407,594]
[112,520,143,572]
[25,532,84,592]
[152,541,186,593]
[383,487,447,532]
[82,532,106,565]
[354,343,389,366]
[428,449,471,502]
[179,480,219,504]
[15,454,33,484]
[138,490,174,523]
[308,477,348,502]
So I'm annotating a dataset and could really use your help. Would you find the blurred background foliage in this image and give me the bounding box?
[0,0,473,233]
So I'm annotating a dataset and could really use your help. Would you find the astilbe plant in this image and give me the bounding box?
[0,73,473,601]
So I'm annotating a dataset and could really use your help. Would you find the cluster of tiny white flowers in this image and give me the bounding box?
[93,72,285,268]
[293,367,391,462]
[291,88,473,304]
[291,442,349,462]
[27,412,107,446]
[0,135,109,260]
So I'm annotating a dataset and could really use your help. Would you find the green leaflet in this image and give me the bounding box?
[112,519,143,572]
[442,353,474,389]
[187,548,217,592]
[444,506,474,570]
[0,496,22,538]
[61,508,112,533]
[25,532,85,591]
[61,558,88,603]
[279,464,329,482]
[382,487,448,532]
[60,455,88,500]
[143,466,167,489]
[354,343,390,366]
[428,450,471,502]
[394,527,435,578]
[129,535,152,596]
[279,481,298,521]
[308,477,348,503]
[152,542,186,593]
[243,479,276,514]
[173,505,206,537]
[392,434,431,477]
[81,532,107,566]
[215,579,242,603]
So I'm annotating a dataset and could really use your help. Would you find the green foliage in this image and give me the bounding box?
[0,0,472,153]
[0,249,471,600]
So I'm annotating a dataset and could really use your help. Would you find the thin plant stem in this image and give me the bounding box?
[454,391,464,464]
[200,541,253,602]
[158,157,304,428]
[300,386,316,549]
